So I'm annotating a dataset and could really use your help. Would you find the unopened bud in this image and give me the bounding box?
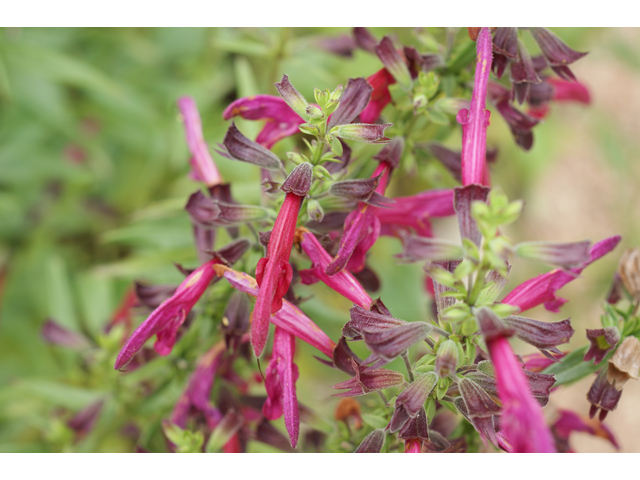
[515,241,591,268]
[275,74,310,120]
[281,162,313,197]
[355,429,386,453]
[287,152,305,165]
[435,339,459,377]
[607,336,640,389]
[413,94,428,112]
[334,123,392,144]
[305,105,323,119]
[306,199,324,222]
[375,36,412,90]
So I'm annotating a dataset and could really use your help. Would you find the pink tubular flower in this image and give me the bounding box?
[552,409,618,452]
[457,27,493,186]
[404,439,421,453]
[528,77,591,119]
[114,239,249,370]
[298,229,373,309]
[360,68,396,124]
[253,163,313,357]
[263,326,300,448]
[177,96,223,187]
[502,236,622,313]
[115,261,218,369]
[170,342,225,430]
[326,161,394,276]
[213,265,335,358]
[489,336,556,452]
[375,189,456,238]
[222,95,304,149]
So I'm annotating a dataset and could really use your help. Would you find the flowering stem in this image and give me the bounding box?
[401,351,415,382]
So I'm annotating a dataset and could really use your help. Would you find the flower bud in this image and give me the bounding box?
[375,36,412,90]
[607,336,640,389]
[186,191,268,227]
[219,122,283,170]
[355,429,386,453]
[504,315,574,353]
[281,162,313,197]
[334,123,392,144]
[327,77,372,129]
[435,339,459,378]
[515,241,591,268]
[476,306,515,343]
[274,74,310,121]
[306,199,324,222]
[388,372,437,432]
[343,304,406,341]
[618,247,640,300]
[363,322,433,362]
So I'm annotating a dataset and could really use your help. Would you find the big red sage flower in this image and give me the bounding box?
[297,228,373,309]
[502,236,622,313]
[477,307,556,452]
[222,95,304,149]
[263,326,300,448]
[325,138,398,275]
[252,162,313,357]
[457,27,493,186]
[178,96,223,187]
[114,239,249,370]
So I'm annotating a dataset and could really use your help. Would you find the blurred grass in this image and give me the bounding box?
[1,27,640,452]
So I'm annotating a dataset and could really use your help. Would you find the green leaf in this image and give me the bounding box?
[542,346,602,386]
[361,413,388,429]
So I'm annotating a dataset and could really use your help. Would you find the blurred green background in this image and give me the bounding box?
[1,28,639,452]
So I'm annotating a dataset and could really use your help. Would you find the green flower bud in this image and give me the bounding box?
[435,339,459,377]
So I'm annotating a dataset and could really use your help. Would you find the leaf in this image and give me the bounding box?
[542,346,602,386]
[361,413,388,429]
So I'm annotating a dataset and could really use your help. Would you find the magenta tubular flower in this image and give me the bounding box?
[502,236,621,313]
[114,239,248,369]
[253,163,312,357]
[375,189,455,237]
[489,336,556,452]
[298,229,372,309]
[115,260,219,369]
[177,96,223,187]
[263,326,300,448]
[170,343,225,430]
[360,68,396,124]
[552,409,618,452]
[404,439,421,453]
[326,162,393,276]
[222,95,304,149]
[213,265,335,358]
[457,27,493,186]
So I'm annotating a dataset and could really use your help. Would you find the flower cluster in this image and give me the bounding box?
[90,27,633,454]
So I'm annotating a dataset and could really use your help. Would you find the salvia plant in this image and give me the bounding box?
[8,27,638,453]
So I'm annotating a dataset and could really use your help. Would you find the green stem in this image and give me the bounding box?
[401,352,415,382]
